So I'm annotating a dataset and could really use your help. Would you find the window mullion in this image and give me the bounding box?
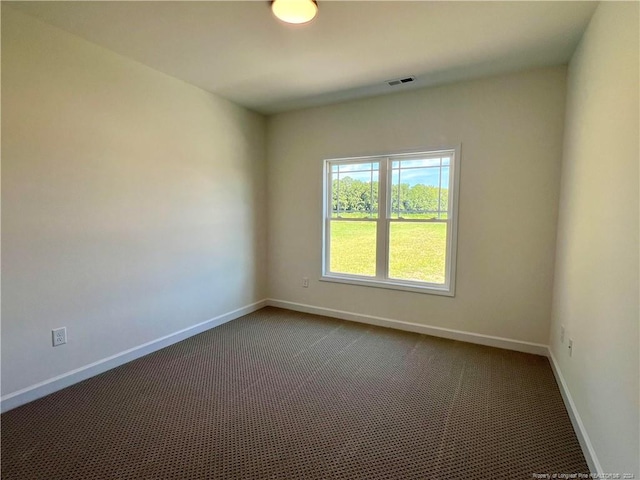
[375,158,389,280]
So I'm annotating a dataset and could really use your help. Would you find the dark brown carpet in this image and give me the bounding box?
[2,307,588,479]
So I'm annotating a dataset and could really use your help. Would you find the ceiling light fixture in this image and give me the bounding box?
[271,0,318,25]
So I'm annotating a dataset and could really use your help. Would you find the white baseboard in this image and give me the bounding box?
[547,349,603,475]
[266,299,548,356]
[1,299,268,413]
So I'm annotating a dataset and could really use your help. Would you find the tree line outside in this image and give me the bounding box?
[331,177,449,218]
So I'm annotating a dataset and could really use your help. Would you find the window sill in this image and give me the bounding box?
[320,275,455,297]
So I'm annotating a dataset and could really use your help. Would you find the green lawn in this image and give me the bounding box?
[329,221,447,283]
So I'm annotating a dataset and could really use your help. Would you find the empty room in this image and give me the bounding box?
[1,1,638,479]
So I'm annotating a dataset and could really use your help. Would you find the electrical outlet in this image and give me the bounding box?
[52,327,67,347]
[302,277,309,288]
[560,325,565,343]
[568,339,573,357]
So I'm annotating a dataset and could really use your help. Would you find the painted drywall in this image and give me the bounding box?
[266,67,567,345]
[550,2,639,475]
[1,7,267,396]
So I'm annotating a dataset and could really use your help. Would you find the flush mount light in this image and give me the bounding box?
[271,0,318,25]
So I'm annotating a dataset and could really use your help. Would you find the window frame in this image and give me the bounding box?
[321,146,461,296]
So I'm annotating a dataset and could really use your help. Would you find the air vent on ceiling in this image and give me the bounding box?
[387,76,415,87]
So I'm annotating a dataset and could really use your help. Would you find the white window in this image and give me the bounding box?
[321,147,460,296]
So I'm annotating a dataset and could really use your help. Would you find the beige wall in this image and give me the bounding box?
[267,67,567,345]
[550,2,639,475]
[1,8,267,396]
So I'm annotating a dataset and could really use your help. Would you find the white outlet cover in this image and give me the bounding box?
[52,327,67,346]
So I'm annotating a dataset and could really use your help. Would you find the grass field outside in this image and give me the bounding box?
[329,221,447,283]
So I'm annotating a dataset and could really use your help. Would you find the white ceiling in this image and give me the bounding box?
[8,1,598,114]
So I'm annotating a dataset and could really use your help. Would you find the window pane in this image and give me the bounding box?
[389,222,447,284]
[439,166,450,218]
[338,162,377,173]
[391,159,447,219]
[440,166,450,189]
[331,162,379,219]
[397,158,441,168]
[330,221,376,276]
